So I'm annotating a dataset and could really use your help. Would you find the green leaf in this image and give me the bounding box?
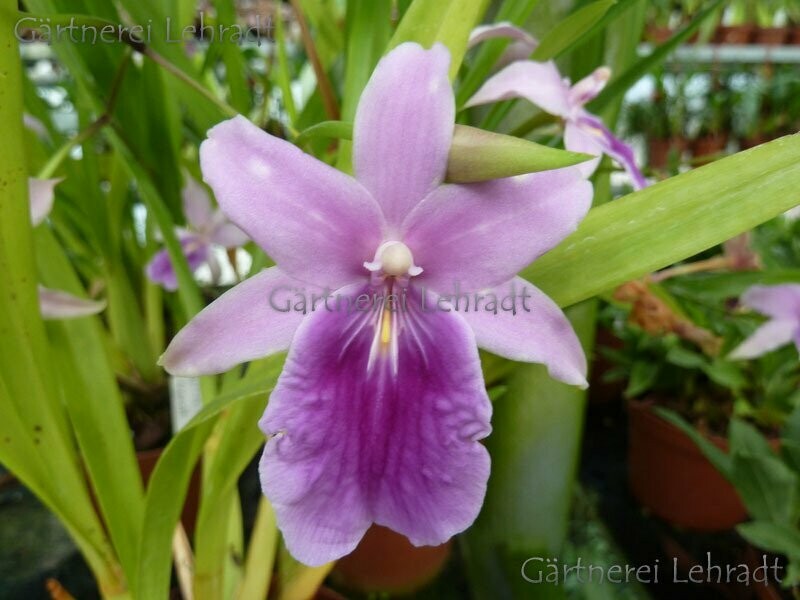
[194,359,279,599]
[702,359,747,391]
[337,0,392,171]
[236,498,278,600]
[35,228,145,583]
[522,135,800,308]
[731,451,797,525]
[389,0,490,80]
[738,521,800,560]
[655,408,733,478]
[665,346,706,369]
[625,361,658,397]
[295,120,353,146]
[446,125,592,182]
[531,0,616,61]
[782,404,800,472]
[134,361,283,599]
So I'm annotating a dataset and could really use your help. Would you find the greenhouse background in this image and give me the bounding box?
[2,0,800,599]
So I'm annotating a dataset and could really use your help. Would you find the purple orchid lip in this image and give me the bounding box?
[161,42,592,565]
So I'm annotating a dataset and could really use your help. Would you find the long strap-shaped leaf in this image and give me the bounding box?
[522,134,800,307]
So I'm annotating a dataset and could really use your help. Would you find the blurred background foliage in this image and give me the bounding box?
[2,0,800,599]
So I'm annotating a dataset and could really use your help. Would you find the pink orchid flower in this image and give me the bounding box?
[146,176,249,291]
[161,43,592,565]
[466,26,647,190]
[29,179,106,319]
[730,285,800,359]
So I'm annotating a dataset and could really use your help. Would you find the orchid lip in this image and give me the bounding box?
[364,240,423,279]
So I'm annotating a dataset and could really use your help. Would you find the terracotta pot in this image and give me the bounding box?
[647,137,685,170]
[691,133,728,162]
[753,27,788,46]
[333,525,451,594]
[790,27,800,46]
[740,133,769,150]
[645,25,674,44]
[137,448,201,536]
[713,25,754,45]
[627,400,746,531]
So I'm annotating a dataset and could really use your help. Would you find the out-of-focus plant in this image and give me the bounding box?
[2,0,800,598]
[662,405,800,588]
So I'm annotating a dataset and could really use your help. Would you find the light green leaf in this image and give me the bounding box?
[523,135,800,308]
[389,0,490,80]
[134,361,283,599]
[738,521,800,559]
[531,0,616,61]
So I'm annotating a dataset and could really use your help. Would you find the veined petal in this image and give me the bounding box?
[200,115,385,287]
[259,285,491,565]
[29,178,60,226]
[741,284,800,320]
[161,267,313,376]
[729,320,797,360]
[465,61,571,118]
[401,168,592,292]
[145,237,209,292]
[468,22,538,67]
[39,286,106,320]
[353,43,454,227]
[182,176,215,231]
[457,277,587,387]
[574,114,648,190]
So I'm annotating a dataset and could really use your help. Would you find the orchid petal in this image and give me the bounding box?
[468,22,538,67]
[182,176,215,231]
[353,43,454,227]
[161,267,312,376]
[200,116,384,287]
[574,115,648,190]
[741,284,800,320]
[457,277,587,387]
[465,61,571,118]
[568,66,611,107]
[209,221,249,248]
[259,285,491,565]
[29,178,60,226]
[38,286,106,320]
[729,320,797,360]
[563,121,602,178]
[401,167,592,292]
[145,237,209,292]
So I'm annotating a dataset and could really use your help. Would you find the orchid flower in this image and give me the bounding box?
[729,285,800,359]
[146,176,249,291]
[29,179,106,319]
[467,21,538,69]
[466,28,647,190]
[161,43,592,565]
